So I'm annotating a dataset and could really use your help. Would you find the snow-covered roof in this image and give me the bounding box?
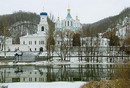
[20,33,45,38]
[81,37,109,41]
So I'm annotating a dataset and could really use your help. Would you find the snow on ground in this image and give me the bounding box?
[7,61,116,66]
[0,52,16,56]
[1,82,86,88]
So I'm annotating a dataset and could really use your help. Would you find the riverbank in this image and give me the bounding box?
[1,82,85,88]
[81,79,130,88]
[0,60,119,66]
[81,62,130,88]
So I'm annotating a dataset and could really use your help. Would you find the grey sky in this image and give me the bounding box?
[0,0,130,23]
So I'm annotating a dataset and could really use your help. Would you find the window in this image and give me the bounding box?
[39,78,43,82]
[35,78,37,82]
[23,78,25,81]
[39,41,44,45]
[41,41,44,44]
[41,26,44,31]
[71,21,73,26]
[29,41,32,45]
[65,21,66,26]
[68,21,69,26]
[35,41,36,45]
[29,78,32,81]
[35,48,36,51]
[23,41,25,44]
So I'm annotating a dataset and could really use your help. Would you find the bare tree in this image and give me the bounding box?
[46,17,55,60]
[1,17,10,58]
[54,29,74,61]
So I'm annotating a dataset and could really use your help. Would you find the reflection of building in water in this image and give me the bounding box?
[0,66,47,83]
[1,64,125,83]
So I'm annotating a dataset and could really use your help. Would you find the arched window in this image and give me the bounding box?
[23,41,25,44]
[65,21,66,26]
[35,41,36,45]
[41,26,44,31]
[68,21,69,26]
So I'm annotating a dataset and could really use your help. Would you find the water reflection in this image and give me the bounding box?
[0,64,129,83]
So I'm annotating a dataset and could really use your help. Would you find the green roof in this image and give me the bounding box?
[66,12,72,19]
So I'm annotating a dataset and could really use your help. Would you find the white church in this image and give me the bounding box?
[4,11,49,52]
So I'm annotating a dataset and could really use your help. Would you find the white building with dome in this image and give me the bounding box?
[4,11,49,52]
[19,12,48,52]
[55,8,82,31]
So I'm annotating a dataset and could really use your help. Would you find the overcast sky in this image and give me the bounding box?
[0,0,130,23]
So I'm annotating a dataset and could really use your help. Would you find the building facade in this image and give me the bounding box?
[116,16,130,39]
[19,12,48,52]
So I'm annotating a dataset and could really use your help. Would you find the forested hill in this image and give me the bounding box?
[0,11,40,36]
[0,11,40,25]
[82,7,130,36]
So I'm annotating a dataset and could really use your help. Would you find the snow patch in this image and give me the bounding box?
[2,82,86,88]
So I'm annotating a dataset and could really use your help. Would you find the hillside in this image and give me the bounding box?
[0,11,40,36]
[82,7,130,36]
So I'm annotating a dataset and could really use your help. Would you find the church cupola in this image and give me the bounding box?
[66,8,72,19]
[37,11,48,34]
[39,12,48,23]
[40,12,48,16]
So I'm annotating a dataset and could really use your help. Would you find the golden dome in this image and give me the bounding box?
[67,8,71,11]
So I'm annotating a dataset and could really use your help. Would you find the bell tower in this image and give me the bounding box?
[37,11,48,34]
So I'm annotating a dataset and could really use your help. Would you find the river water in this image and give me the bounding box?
[0,64,129,83]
